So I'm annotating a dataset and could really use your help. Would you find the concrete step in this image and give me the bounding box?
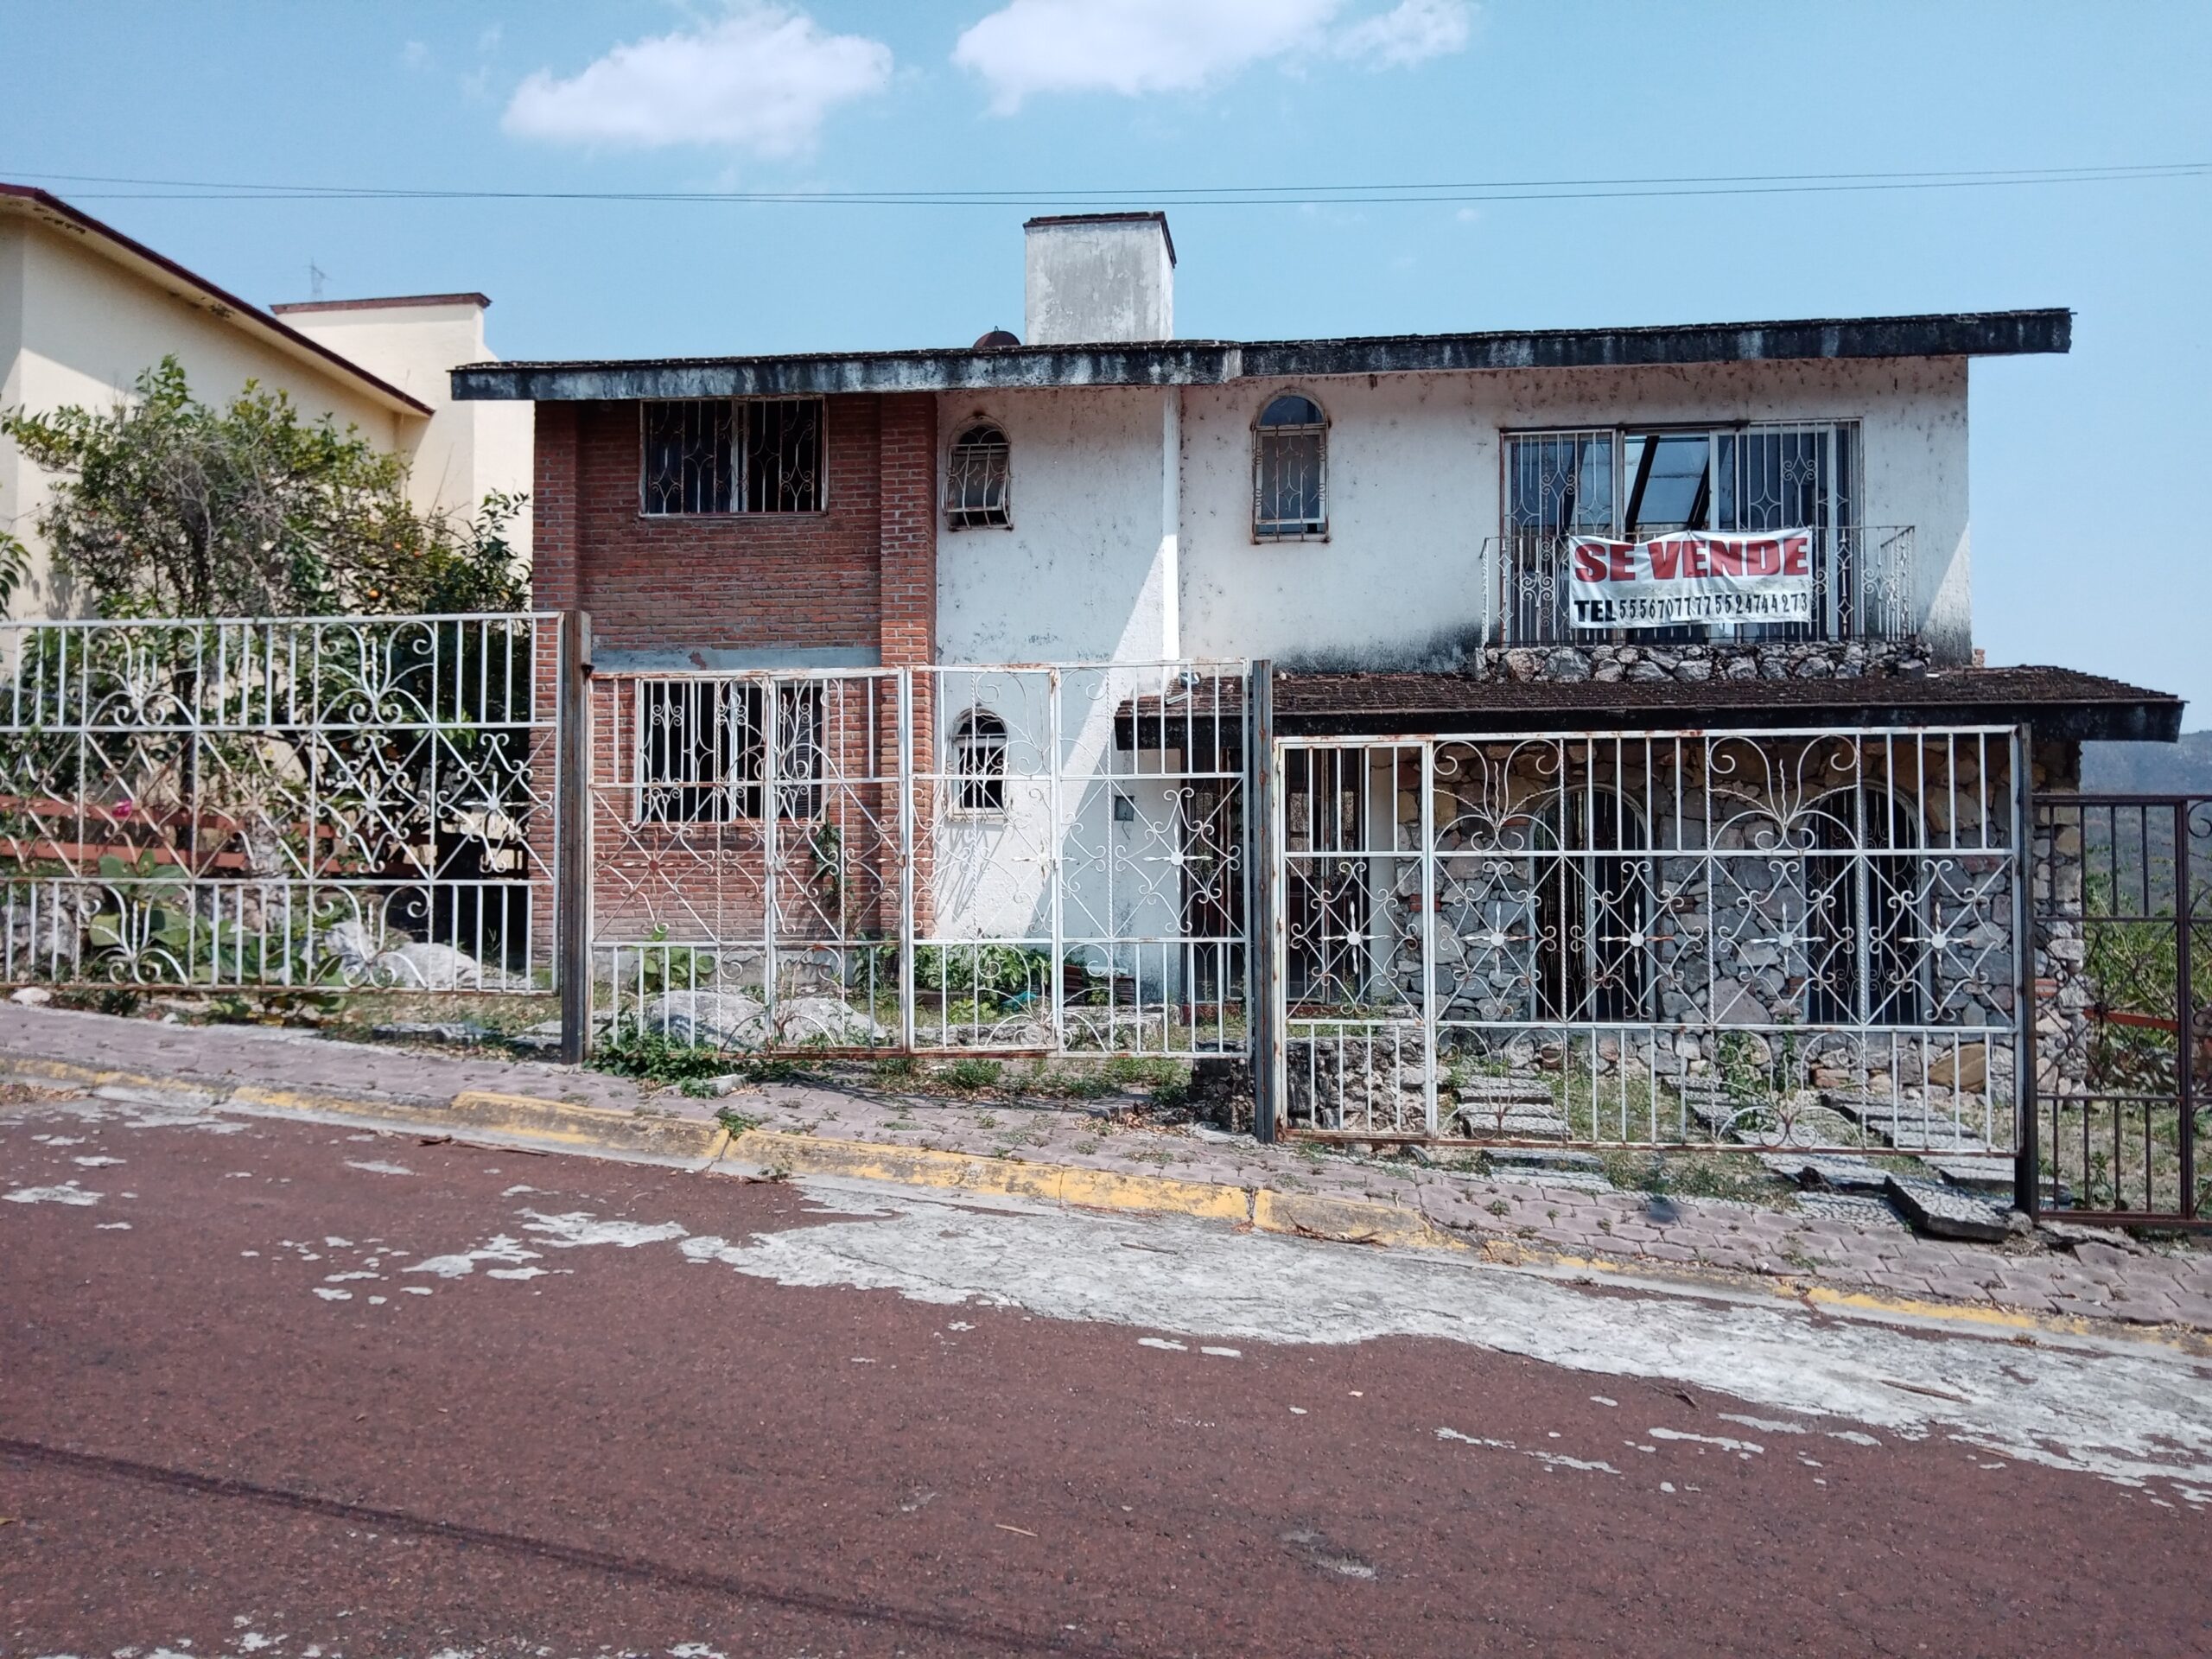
[1760,1152,1891,1192]
[1885,1174,2012,1244]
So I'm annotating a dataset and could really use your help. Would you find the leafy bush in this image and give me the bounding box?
[591,1021,735,1088]
[883,944,1052,1006]
[2,357,525,618]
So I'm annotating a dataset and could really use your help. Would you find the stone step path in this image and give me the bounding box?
[1452,1078,1569,1141]
[1828,1093,1995,1155]
[1758,1152,1892,1192]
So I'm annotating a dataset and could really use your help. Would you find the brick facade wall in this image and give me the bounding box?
[541,393,939,988]
[537,392,937,664]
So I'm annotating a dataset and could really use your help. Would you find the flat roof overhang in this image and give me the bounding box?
[452,308,2070,403]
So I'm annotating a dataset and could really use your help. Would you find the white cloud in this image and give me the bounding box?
[952,0,1470,110]
[401,39,432,72]
[953,0,1339,111]
[1336,0,1471,67]
[504,4,893,154]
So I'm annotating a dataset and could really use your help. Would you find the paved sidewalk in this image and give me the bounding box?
[3,1001,2208,1335]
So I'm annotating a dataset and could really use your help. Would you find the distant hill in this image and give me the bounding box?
[2082,730,2212,794]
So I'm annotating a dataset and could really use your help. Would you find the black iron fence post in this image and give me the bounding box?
[556,611,594,1065]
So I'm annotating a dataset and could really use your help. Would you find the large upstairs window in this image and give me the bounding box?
[1509,424,1856,538]
[1504,423,1864,640]
[642,398,824,516]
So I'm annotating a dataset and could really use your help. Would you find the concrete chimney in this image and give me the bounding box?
[1022,213,1174,346]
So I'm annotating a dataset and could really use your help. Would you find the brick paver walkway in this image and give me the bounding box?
[3,1001,2207,1333]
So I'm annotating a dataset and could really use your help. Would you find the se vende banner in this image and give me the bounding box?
[1567,529,1815,629]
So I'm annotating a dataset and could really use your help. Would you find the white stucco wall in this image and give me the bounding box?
[277,297,534,554]
[0,218,429,619]
[935,385,1181,664]
[928,355,1973,669]
[1179,356,1973,667]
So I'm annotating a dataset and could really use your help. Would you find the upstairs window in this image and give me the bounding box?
[638,679,823,823]
[1253,393,1328,540]
[1504,423,1860,639]
[642,398,824,516]
[946,421,1012,529]
[951,709,1008,812]
[1506,424,1856,538]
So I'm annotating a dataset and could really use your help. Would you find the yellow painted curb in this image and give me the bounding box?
[726,1128,1254,1223]
[446,1088,721,1160]
[1253,1189,1471,1251]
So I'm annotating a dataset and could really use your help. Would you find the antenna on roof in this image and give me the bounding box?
[308,261,327,302]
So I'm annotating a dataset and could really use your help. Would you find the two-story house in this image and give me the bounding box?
[456,213,2180,1148]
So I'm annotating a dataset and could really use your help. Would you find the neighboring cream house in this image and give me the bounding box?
[0,183,530,618]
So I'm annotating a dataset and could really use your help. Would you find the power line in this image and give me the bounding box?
[6,160,2207,209]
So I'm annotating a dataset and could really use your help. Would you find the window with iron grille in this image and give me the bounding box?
[638,680,823,822]
[945,422,1011,529]
[1506,423,1857,538]
[1505,422,1859,639]
[951,708,1008,811]
[1254,393,1327,540]
[642,399,824,515]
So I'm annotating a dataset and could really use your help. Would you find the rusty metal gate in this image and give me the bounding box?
[2029,793,2209,1226]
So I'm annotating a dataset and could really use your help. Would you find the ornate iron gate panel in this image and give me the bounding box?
[1270,726,2026,1158]
[589,666,908,1051]
[589,661,1249,1058]
[0,615,559,991]
[918,664,1247,1055]
[2029,794,2209,1225]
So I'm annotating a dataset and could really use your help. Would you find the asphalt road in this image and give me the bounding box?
[2,1084,2207,1657]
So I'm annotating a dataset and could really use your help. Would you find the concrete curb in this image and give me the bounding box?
[5,1052,2202,1352]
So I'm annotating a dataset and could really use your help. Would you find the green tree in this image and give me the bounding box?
[0,355,524,617]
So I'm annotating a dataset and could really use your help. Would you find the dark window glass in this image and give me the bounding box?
[643,402,733,515]
[639,680,823,823]
[1507,432,1613,533]
[641,399,823,515]
[946,423,1012,530]
[952,709,1007,810]
[1804,789,1926,1027]
[1622,432,1712,533]
[742,398,824,513]
[1255,393,1327,539]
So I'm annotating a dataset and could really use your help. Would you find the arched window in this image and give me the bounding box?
[952,709,1008,812]
[1803,788,1926,1027]
[1535,791,1651,1022]
[946,421,1011,529]
[1253,393,1328,540]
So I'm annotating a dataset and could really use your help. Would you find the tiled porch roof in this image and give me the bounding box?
[1270,664,2183,743]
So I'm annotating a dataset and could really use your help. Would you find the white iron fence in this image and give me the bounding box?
[1268,727,2025,1154]
[590,661,1249,1056]
[0,615,558,990]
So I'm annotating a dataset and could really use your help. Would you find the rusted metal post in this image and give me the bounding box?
[556,611,594,1066]
[1247,659,1280,1142]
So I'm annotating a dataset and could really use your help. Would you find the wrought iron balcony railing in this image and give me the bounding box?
[1484,524,1915,646]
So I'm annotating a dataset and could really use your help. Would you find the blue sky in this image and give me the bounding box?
[3,2,2208,717]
